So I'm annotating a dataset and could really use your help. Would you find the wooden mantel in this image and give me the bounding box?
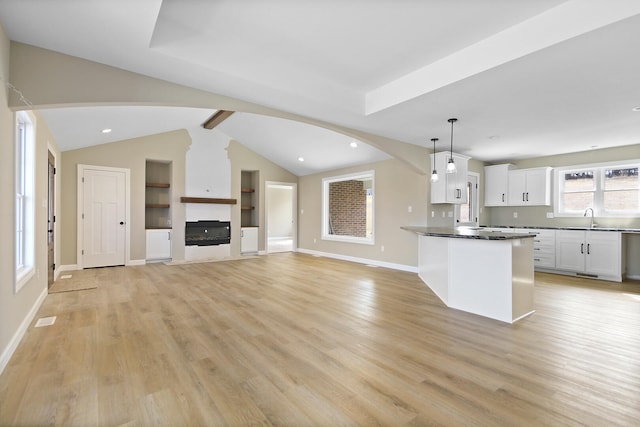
[180,197,237,205]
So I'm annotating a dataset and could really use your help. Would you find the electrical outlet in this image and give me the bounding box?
[448,211,453,218]
[313,238,316,243]
[546,212,554,218]
[408,206,412,213]
[431,211,435,218]
[513,212,518,218]
[381,245,385,252]
[442,211,445,218]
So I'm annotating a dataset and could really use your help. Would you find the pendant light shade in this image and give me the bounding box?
[430,138,439,182]
[446,118,458,174]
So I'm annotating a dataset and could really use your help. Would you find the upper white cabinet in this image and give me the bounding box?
[430,151,470,204]
[555,230,621,282]
[507,167,552,206]
[484,164,512,206]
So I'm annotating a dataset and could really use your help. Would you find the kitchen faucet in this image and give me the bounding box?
[584,207,596,228]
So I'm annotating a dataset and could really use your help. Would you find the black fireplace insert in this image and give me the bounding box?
[185,220,231,246]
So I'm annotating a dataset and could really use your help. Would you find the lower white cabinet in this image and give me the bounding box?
[555,230,621,281]
[516,228,556,270]
[146,229,172,260]
[241,227,259,254]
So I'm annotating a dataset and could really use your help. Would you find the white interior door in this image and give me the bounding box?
[455,172,479,226]
[82,167,127,268]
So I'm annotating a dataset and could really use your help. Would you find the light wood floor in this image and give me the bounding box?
[1,253,639,426]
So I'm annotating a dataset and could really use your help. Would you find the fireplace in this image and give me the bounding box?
[185,220,231,246]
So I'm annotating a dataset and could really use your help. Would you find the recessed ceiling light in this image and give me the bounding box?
[297,157,304,162]
[101,128,112,134]
[632,106,640,112]
[350,141,358,148]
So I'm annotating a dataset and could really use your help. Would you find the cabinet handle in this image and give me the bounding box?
[502,193,505,203]
[456,188,461,199]
[526,192,529,202]
[241,230,244,237]
[522,193,525,202]
[587,243,590,255]
[581,243,584,254]
[534,248,540,251]
[167,232,171,240]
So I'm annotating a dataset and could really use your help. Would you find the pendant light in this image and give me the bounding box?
[430,138,439,182]
[446,118,457,174]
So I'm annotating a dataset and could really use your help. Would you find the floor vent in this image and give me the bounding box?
[34,316,56,327]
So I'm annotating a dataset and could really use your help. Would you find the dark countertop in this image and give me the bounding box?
[401,226,535,240]
[482,225,640,234]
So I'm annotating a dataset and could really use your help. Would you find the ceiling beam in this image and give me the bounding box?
[202,110,234,129]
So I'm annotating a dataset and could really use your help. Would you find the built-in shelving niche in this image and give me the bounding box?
[241,170,258,227]
[145,160,172,229]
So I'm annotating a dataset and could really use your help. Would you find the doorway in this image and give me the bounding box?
[455,172,479,226]
[265,182,297,253]
[77,164,130,268]
[47,150,55,288]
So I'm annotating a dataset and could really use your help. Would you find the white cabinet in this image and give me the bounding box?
[484,164,512,206]
[507,167,552,206]
[241,227,259,254]
[555,230,621,281]
[430,151,470,204]
[516,228,556,270]
[146,229,171,260]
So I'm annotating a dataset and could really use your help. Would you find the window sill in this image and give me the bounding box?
[15,266,35,293]
[322,235,375,245]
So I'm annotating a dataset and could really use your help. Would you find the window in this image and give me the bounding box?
[322,171,374,244]
[555,161,639,217]
[15,111,35,292]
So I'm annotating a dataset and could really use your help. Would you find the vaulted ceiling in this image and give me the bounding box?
[1,1,639,175]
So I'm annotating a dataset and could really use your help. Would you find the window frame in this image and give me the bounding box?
[554,159,640,218]
[322,170,375,245]
[15,111,36,292]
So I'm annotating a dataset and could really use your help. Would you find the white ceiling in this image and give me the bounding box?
[1,0,640,176]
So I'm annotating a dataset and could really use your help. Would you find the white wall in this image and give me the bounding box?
[184,127,233,260]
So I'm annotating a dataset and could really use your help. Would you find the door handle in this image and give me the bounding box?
[119,221,125,225]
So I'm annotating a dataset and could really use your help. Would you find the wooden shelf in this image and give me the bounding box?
[241,188,255,193]
[146,182,170,188]
[241,206,255,210]
[146,203,170,208]
[180,197,237,205]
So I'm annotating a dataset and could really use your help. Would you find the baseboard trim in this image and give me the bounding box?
[127,259,146,266]
[297,248,418,273]
[625,274,640,281]
[0,287,48,375]
[58,264,79,272]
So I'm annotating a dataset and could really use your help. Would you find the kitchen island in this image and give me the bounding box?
[402,226,535,323]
